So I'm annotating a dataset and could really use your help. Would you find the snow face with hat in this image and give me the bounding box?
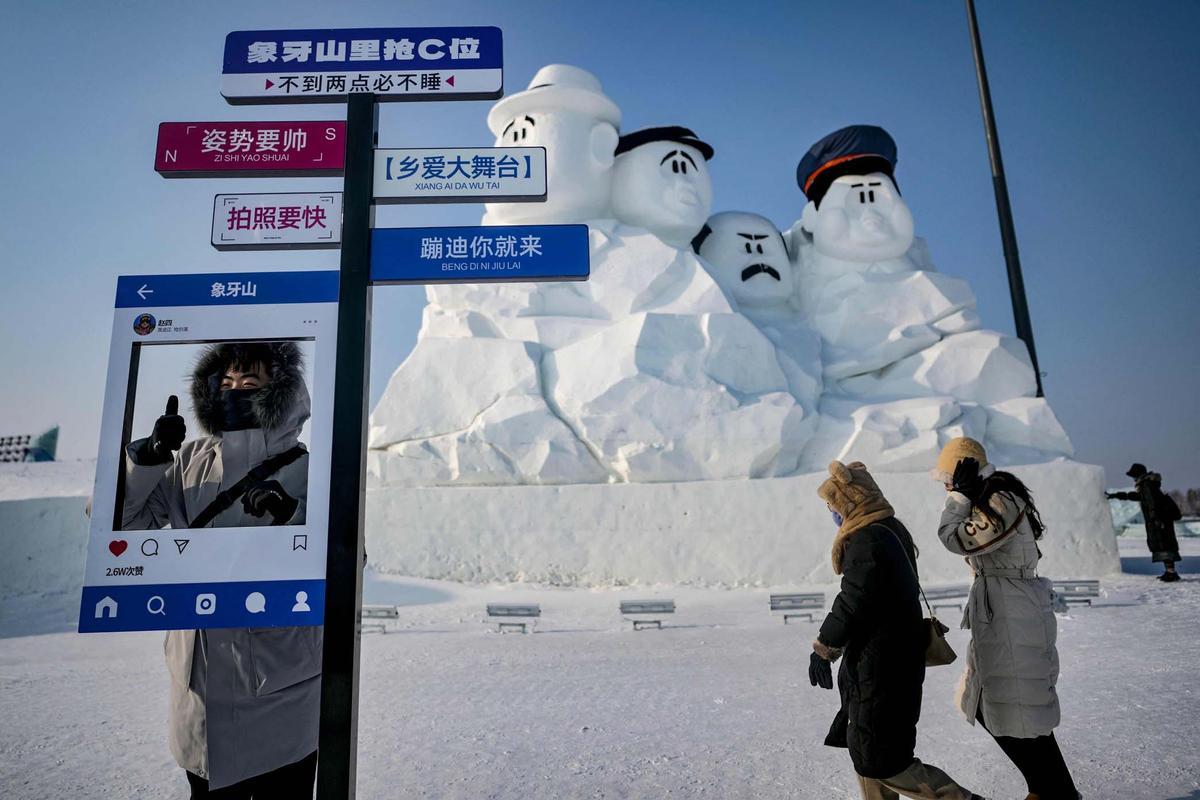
[611,126,714,248]
[482,64,621,226]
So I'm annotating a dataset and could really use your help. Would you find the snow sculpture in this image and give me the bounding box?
[611,126,714,249]
[483,64,621,226]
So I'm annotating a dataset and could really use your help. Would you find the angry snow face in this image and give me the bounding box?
[801,173,914,262]
[694,211,794,308]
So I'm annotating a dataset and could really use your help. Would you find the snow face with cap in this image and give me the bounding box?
[482,65,621,225]
[612,138,713,248]
[800,173,914,262]
[695,211,794,308]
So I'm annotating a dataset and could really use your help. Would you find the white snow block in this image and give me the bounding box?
[543,312,806,482]
[840,329,1037,404]
[985,397,1075,461]
[364,459,1120,587]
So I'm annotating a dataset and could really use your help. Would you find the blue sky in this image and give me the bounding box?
[1,1,1197,489]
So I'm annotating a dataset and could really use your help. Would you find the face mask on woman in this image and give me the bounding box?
[220,388,260,431]
[830,509,843,527]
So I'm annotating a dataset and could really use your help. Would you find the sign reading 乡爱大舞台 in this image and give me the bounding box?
[156,121,345,177]
[374,147,545,204]
[221,27,503,103]
[212,193,342,250]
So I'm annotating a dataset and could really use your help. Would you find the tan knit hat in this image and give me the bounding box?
[931,437,995,484]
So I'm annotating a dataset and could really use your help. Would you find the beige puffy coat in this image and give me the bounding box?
[938,490,1061,738]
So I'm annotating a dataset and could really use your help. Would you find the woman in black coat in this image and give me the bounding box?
[1107,462,1182,582]
[809,461,983,800]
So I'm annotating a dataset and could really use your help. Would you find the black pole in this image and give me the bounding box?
[964,0,1045,397]
[317,91,376,800]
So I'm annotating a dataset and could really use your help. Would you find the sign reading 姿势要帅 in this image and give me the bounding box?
[156,121,345,177]
[374,147,545,204]
[212,192,342,250]
[221,27,503,103]
[369,224,590,285]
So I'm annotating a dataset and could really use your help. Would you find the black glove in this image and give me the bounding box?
[951,457,985,503]
[1104,492,1116,499]
[139,395,186,465]
[808,652,833,690]
[242,480,299,524]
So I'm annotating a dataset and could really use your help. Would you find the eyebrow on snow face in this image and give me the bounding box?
[736,233,770,240]
[849,182,883,188]
[659,149,697,168]
[502,115,536,136]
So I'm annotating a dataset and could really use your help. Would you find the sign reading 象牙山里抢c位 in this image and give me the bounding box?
[221,27,504,103]
[155,121,345,177]
[369,224,590,285]
[373,147,545,204]
[212,193,342,250]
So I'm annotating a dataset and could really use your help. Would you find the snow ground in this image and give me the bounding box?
[2,539,1198,799]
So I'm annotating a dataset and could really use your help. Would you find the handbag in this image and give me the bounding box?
[889,528,957,667]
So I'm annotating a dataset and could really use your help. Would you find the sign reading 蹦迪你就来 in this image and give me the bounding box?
[212,193,342,250]
[373,147,546,204]
[221,27,503,103]
[156,121,345,177]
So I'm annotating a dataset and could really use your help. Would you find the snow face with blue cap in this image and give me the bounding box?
[800,173,914,263]
[612,140,713,248]
[696,211,794,308]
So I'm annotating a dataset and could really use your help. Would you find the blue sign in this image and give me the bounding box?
[370,225,591,285]
[221,27,503,103]
[115,270,339,308]
[80,580,324,632]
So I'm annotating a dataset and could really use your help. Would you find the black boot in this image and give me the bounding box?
[1160,571,1180,583]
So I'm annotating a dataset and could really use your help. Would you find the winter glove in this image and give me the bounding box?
[808,652,833,690]
[951,457,985,503]
[137,395,186,465]
[242,480,299,524]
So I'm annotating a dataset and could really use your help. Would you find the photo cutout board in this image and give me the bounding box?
[80,271,338,632]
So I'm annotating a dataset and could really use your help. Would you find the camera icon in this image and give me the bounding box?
[195,593,217,615]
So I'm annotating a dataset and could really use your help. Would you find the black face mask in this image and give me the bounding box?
[220,388,260,431]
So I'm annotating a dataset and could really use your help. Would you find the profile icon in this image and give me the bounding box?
[291,591,311,613]
[133,313,156,336]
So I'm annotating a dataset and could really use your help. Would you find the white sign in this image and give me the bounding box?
[373,147,546,204]
[212,192,342,250]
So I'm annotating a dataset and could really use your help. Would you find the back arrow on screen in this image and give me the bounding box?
[137,285,153,300]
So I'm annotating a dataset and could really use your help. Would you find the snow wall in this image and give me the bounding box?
[366,459,1120,587]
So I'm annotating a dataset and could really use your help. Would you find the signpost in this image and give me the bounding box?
[221,27,503,103]
[155,121,346,177]
[212,192,342,250]
[370,224,589,284]
[373,146,546,204]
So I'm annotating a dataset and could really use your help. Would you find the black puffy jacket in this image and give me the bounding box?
[818,516,926,779]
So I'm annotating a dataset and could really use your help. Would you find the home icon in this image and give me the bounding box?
[94,596,118,619]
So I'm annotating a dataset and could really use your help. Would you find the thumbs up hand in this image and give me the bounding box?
[147,395,186,464]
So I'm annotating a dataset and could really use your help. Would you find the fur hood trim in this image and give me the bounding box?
[818,461,896,575]
[190,341,305,435]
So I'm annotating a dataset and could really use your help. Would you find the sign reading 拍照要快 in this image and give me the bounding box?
[369,224,590,285]
[212,193,342,250]
[155,121,345,178]
[373,147,545,204]
[221,27,503,103]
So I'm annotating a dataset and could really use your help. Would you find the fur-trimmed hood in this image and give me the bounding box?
[189,341,309,437]
[818,460,896,575]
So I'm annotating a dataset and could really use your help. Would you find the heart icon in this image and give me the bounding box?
[109,540,128,557]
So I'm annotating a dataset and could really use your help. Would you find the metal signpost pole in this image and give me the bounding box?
[317,91,376,800]
[964,0,1045,397]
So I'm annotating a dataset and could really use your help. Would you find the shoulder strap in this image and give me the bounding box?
[886,526,934,618]
[188,444,307,528]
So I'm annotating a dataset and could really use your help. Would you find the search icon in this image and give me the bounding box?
[147,596,166,615]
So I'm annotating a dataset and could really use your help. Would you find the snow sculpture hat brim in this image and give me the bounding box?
[796,124,898,207]
[615,126,714,160]
[487,64,621,137]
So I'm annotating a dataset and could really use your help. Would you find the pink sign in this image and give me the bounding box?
[155,121,346,177]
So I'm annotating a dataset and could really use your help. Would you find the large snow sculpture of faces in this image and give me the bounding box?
[694,211,794,309]
[483,64,621,225]
[611,126,714,248]
[800,173,914,263]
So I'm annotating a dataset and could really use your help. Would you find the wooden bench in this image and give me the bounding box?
[361,604,399,634]
[620,599,675,631]
[486,603,541,633]
[769,593,824,623]
[1051,579,1100,607]
[923,584,971,613]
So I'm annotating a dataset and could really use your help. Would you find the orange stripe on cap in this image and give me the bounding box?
[803,153,885,195]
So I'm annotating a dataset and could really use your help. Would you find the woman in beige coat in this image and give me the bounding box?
[932,437,1079,800]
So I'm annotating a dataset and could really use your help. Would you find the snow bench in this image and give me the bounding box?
[1051,579,1100,607]
[620,599,675,631]
[361,604,399,634]
[769,593,824,623]
[486,603,541,633]
[923,584,971,613]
